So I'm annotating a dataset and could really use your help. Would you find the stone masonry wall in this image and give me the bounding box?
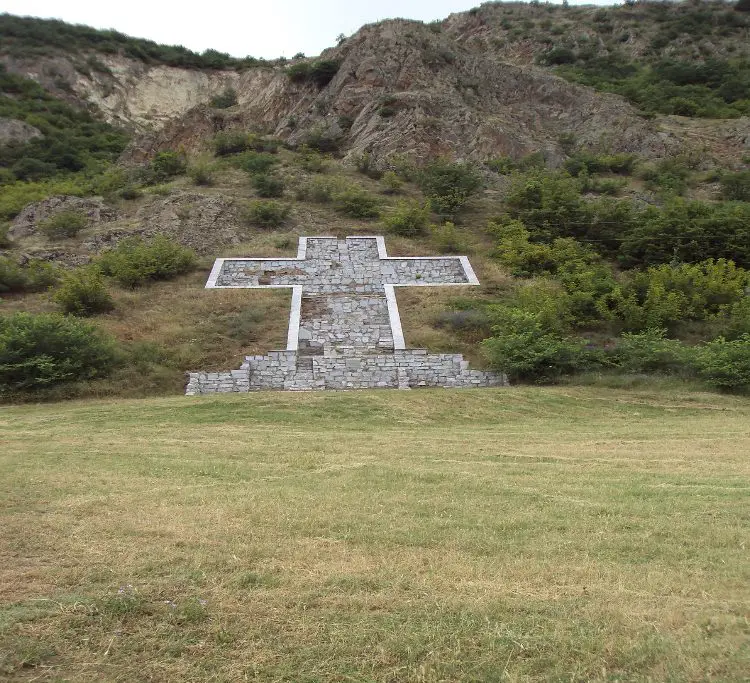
[186,349,505,394]
[298,293,393,351]
[187,236,507,394]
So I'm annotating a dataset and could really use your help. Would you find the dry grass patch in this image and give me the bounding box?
[0,387,748,681]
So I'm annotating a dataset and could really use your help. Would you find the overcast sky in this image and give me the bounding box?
[1,0,617,59]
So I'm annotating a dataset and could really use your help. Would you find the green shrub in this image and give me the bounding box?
[0,222,9,248]
[209,87,237,109]
[145,151,187,183]
[297,176,343,203]
[0,312,117,392]
[721,297,750,339]
[353,152,382,179]
[53,267,114,316]
[332,186,380,219]
[0,68,128,184]
[213,131,251,156]
[98,236,197,287]
[720,170,750,201]
[417,159,482,217]
[693,334,750,390]
[503,170,589,241]
[295,145,327,172]
[241,200,290,228]
[482,308,590,383]
[119,185,143,200]
[486,156,516,174]
[580,175,625,195]
[0,258,32,293]
[612,329,692,374]
[539,46,577,65]
[381,171,403,194]
[382,201,430,237]
[638,157,691,195]
[612,259,749,332]
[432,221,465,254]
[564,152,636,176]
[187,162,215,186]
[232,151,278,175]
[493,219,600,278]
[302,127,342,154]
[286,62,311,83]
[37,210,88,238]
[287,59,340,87]
[248,136,281,154]
[252,173,284,198]
[620,199,750,268]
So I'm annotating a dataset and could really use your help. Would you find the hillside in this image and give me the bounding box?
[1,2,750,400]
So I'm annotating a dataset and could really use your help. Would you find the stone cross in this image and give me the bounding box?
[205,236,480,354]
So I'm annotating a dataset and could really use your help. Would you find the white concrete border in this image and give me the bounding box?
[205,257,225,288]
[287,286,303,350]
[383,285,406,350]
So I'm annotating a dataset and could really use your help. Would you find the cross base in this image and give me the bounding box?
[186,348,505,394]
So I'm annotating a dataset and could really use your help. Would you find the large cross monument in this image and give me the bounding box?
[186,236,505,393]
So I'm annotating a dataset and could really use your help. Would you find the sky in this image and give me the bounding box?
[0,0,617,60]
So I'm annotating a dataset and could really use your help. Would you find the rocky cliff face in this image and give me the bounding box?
[2,6,748,168]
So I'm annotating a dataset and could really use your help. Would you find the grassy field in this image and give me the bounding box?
[0,387,748,681]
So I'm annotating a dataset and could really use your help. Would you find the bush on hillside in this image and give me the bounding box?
[720,170,750,201]
[213,131,251,156]
[620,201,750,268]
[286,59,340,87]
[232,151,278,175]
[564,152,636,176]
[98,236,197,287]
[241,200,290,228]
[692,334,750,391]
[503,170,589,241]
[482,307,591,383]
[0,312,117,392]
[382,201,430,237]
[605,259,749,333]
[252,173,285,198]
[0,257,59,293]
[295,145,327,173]
[188,162,215,186]
[417,159,482,217]
[209,87,238,109]
[332,185,380,219]
[611,329,692,375]
[145,151,187,183]
[0,68,129,184]
[354,152,382,179]
[432,221,465,254]
[380,171,403,194]
[53,267,114,316]
[37,210,88,239]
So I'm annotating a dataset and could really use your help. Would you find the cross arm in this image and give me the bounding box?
[379,256,480,287]
[207,258,318,288]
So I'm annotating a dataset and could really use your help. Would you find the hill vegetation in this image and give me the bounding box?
[1,4,750,401]
[465,0,750,118]
[0,13,269,69]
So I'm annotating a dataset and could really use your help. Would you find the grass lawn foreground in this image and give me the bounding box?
[0,386,748,681]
